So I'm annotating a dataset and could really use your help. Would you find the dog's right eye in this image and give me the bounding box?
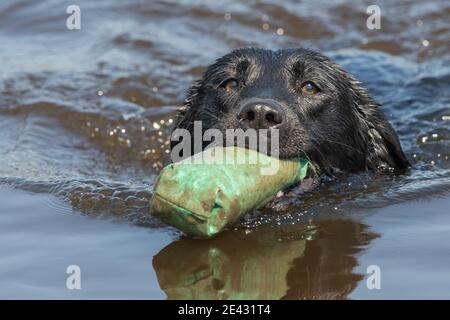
[220,78,239,93]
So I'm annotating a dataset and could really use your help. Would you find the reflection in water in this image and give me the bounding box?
[153,219,378,299]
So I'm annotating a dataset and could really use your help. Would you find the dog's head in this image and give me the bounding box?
[172,48,409,173]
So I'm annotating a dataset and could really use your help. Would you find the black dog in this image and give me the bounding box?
[171,48,409,175]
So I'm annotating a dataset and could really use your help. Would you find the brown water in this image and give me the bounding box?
[0,0,449,299]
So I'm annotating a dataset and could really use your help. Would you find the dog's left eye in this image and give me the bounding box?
[220,78,239,93]
[301,81,320,95]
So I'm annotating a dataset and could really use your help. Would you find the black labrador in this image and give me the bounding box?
[171,48,409,176]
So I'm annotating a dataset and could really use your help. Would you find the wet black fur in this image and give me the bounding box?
[171,48,410,175]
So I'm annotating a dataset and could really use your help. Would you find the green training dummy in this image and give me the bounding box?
[150,146,311,238]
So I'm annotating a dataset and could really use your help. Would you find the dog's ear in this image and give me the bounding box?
[172,79,204,133]
[353,87,410,170]
[169,79,205,154]
[366,115,410,170]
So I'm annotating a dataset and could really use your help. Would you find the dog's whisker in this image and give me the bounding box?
[311,137,365,155]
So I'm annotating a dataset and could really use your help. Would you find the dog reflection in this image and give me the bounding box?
[153,219,377,299]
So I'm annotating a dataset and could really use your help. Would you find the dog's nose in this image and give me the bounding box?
[238,99,285,129]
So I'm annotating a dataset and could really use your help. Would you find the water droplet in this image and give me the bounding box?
[422,136,428,143]
[152,86,158,93]
[276,28,284,35]
[432,133,438,139]
[224,13,231,21]
[422,39,430,47]
[261,14,269,22]
[262,23,269,30]
[97,90,104,96]
[153,122,161,129]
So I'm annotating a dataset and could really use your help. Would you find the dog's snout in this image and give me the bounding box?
[238,99,285,129]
